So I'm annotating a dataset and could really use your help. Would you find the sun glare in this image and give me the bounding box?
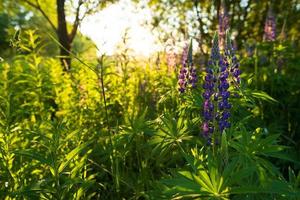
[80,0,160,57]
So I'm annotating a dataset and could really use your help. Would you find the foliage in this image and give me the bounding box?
[1,1,300,199]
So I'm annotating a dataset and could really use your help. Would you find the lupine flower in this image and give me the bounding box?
[225,31,241,85]
[178,43,189,93]
[202,33,218,139]
[188,40,198,88]
[218,1,229,50]
[217,58,231,132]
[263,8,276,42]
[202,32,240,142]
[178,40,197,92]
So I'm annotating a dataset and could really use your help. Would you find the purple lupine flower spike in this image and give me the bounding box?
[178,43,189,93]
[178,40,198,92]
[202,33,219,139]
[202,32,241,142]
[218,1,229,50]
[188,40,197,88]
[218,56,231,132]
[263,8,276,42]
[226,30,241,85]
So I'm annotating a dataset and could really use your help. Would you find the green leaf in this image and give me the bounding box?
[58,141,91,174]
[251,91,278,103]
[221,131,228,164]
[14,149,52,166]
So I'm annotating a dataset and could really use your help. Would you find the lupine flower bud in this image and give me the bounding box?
[263,8,276,42]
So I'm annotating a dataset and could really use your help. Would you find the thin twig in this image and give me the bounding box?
[22,0,56,31]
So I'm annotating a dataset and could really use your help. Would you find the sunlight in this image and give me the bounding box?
[80,0,161,57]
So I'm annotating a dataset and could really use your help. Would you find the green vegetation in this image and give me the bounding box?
[0,0,300,199]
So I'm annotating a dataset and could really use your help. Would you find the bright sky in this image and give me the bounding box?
[80,0,161,57]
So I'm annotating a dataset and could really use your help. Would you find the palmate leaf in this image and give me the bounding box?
[161,166,230,199]
[161,172,215,199]
[231,180,300,197]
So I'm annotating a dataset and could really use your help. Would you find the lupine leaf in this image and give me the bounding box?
[58,141,91,174]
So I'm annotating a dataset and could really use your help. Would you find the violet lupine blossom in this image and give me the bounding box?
[218,58,231,132]
[178,43,189,93]
[188,40,198,88]
[218,1,229,50]
[202,32,241,141]
[225,31,241,85]
[263,8,276,42]
[202,33,219,138]
[178,41,197,92]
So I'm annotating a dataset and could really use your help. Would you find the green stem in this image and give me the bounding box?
[254,47,258,90]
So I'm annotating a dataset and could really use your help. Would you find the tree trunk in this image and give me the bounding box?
[56,0,71,71]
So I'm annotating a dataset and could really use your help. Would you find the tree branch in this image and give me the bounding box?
[69,0,83,43]
[22,0,57,31]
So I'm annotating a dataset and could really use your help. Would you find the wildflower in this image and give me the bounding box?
[178,40,197,92]
[202,33,218,139]
[178,43,189,93]
[225,31,241,85]
[188,40,197,88]
[217,57,231,132]
[201,32,240,142]
[263,8,276,42]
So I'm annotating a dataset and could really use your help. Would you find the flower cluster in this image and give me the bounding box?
[202,32,241,141]
[178,41,197,93]
[263,8,276,42]
[178,43,189,93]
[225,33,241,85]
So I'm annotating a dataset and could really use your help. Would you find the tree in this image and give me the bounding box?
[148,0,300,54]
[20,0,116,71]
